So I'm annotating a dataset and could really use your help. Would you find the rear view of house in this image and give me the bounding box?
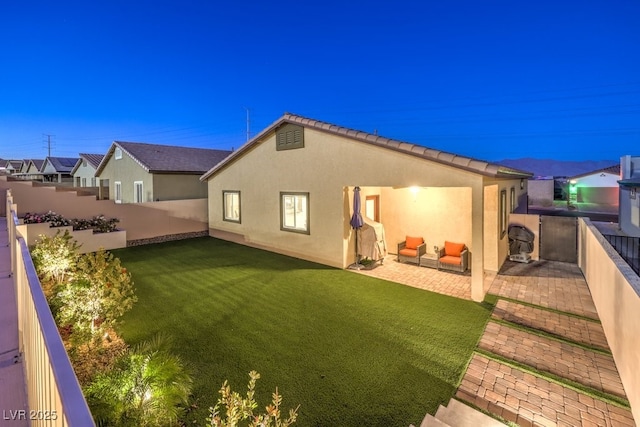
[201,113,532,301]
[97,141,231,203]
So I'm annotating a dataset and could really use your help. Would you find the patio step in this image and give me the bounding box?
[411,399,506,427]
[433,399,506,427]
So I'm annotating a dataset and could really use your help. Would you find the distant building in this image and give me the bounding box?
[618,155,640,237]
[568,164,620,205]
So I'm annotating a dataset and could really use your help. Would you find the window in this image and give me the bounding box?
[280,192,309,234]
[500,189,507,238]
[115,181,122,203]
[115,147,122,160]
[223,191,241,223]
[510,187,516,213]
[276,124,304,151]
[91,177,96,187]
[134,181,143,203]
[81,177,87,187]
[82,159,87,167]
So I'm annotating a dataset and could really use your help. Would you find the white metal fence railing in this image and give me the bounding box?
[6,189,95,427]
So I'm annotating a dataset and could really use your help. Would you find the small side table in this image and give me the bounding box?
[420,253,439,269]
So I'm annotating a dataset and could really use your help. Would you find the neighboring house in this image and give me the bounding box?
[201,113,533,301]
[568,164,620,205]
[21,159,45,180]
[96,141,231,204]
[618,155,640,237]
[71,153,104,187]
[40,157,80,183]
[2,160,24,175]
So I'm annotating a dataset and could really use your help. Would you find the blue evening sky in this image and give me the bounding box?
[1,1,639,162]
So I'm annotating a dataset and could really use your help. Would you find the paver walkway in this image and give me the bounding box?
[354,254,472,300]
[492,300,609,351]
[480,321,626,398]
[458,354,634,427]
[488,260,598,319]
[455,260,636,427]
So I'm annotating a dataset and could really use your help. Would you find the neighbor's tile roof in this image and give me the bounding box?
[201,113,533,181]
[30,159,45,171]
[79,153,105,169]
[570,164,620,179]
[44,157,80,173]
[97,141,232,175]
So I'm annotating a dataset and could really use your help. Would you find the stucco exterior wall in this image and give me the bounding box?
[0,177,207,241]
[528,179,554,206]
[98,151,153,203]
[153,174,208,201]
[578,219,640,422]
[73,162,99,187]
[381,186,472,257]
[138,198,208,223]
[207,127,483,269]
[575,172,620,187]
[619,186,640,237]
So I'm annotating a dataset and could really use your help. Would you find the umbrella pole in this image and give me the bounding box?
[352,227,363,270]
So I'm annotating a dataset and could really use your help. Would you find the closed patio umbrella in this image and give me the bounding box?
[349,186,364,269]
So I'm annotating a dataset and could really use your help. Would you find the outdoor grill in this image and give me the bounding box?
[508,225,535,263]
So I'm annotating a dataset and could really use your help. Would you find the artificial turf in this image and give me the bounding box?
[114,237,491,426]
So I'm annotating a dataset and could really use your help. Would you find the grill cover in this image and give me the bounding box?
[509,225,535,254]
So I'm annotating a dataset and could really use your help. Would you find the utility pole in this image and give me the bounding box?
[43,134,54,157]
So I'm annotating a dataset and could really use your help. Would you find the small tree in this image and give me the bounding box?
[207,371,299,427]
[56,249,136,345]
[85,335,193,427]
[31,230,80,290]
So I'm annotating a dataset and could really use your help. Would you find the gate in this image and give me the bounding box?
[539,215,578,262]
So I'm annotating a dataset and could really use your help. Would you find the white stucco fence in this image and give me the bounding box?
[578,218,640,422]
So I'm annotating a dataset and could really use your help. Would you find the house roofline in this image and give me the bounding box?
[200,113,534,182]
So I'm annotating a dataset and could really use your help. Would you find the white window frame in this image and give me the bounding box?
[223,190,241,223]
[81,177,87,187]
[134,181,144,203]
[280,192,309,234]
[114,181,122,204]
[115,147,122,160]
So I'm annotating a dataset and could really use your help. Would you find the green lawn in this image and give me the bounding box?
[114,237,492,426]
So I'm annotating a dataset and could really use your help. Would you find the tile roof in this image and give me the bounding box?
[79,153,105,169]
[97,141,232,175]
[570,164,620,179]
[201,113,533,181]
[29,159,45,171]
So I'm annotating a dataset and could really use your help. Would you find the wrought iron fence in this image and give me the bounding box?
[603,234,640,276]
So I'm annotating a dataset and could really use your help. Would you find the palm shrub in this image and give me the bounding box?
[55,249,136,346]
[85,335,193,427]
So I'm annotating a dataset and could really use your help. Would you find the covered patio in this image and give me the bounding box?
[351,253,497,301]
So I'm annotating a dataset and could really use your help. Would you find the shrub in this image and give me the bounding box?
[31,230,80,292]
[55,249,136,346]
[23,211,119,233]
[207,371,299,427]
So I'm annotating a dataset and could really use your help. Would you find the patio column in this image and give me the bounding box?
[471,183,485,302]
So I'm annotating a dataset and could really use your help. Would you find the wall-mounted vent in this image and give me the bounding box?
[276,124,304,151]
